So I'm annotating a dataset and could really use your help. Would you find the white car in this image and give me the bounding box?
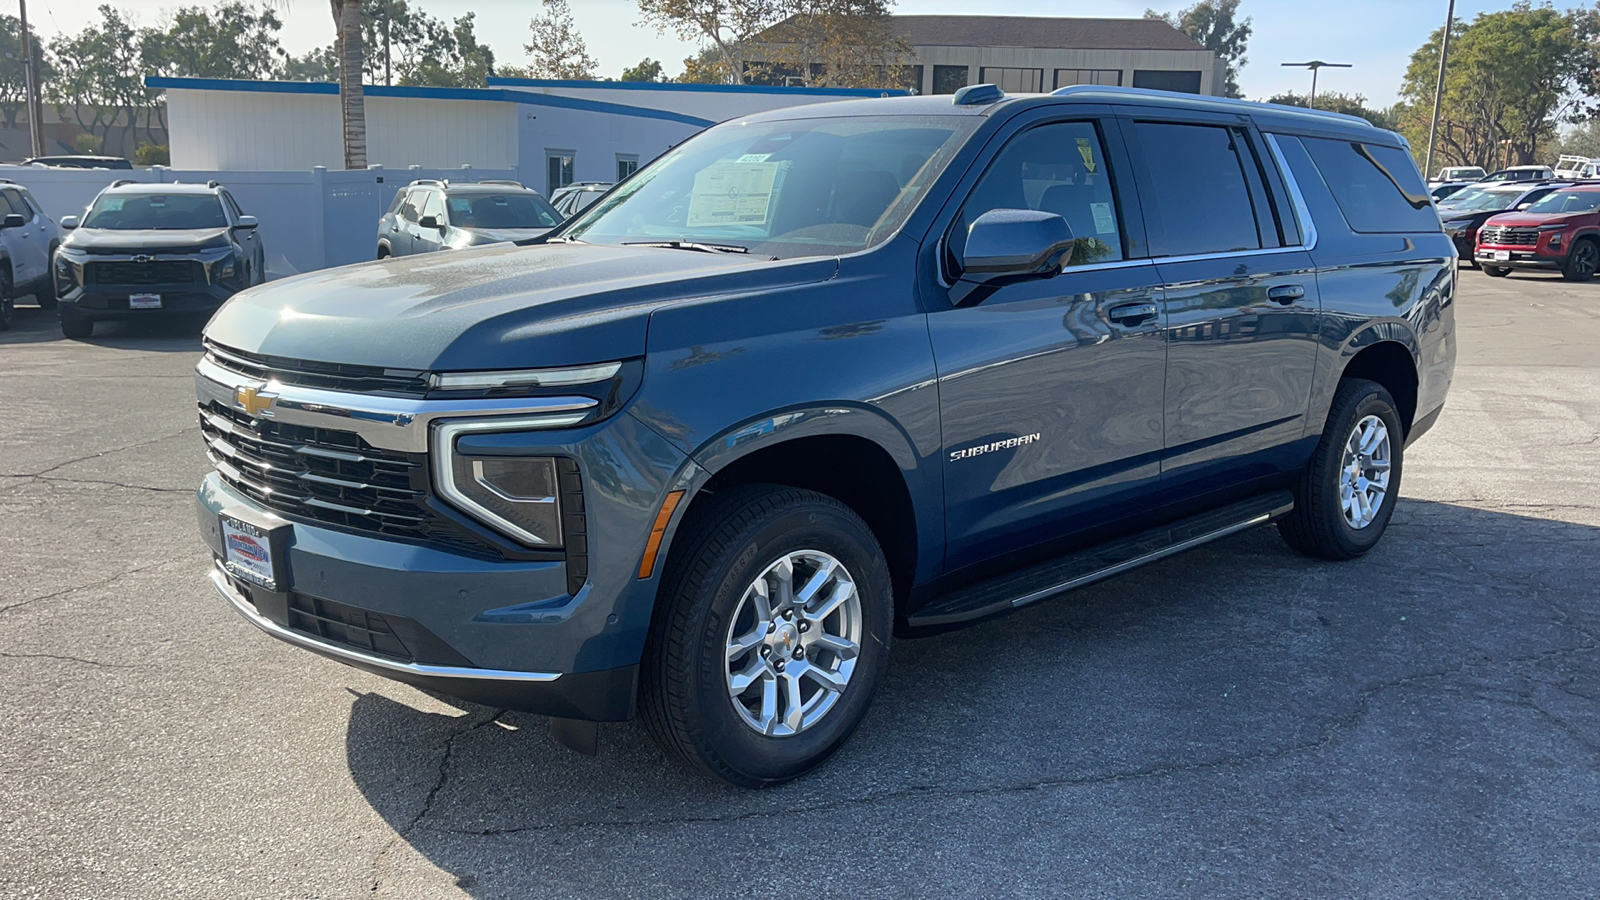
[1430,165,1485,185]
[0,179,62,330]
[1554,155,1595,180]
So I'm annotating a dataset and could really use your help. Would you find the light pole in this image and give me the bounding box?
[19,0,45,158]
[1281,60,1352,108]
[1423,0,1457,179]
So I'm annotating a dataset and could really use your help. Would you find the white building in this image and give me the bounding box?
[151,77,905,196]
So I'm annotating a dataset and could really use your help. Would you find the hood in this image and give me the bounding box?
[204,242,837,371]
[1440,209,1503,226]
[1481,211,1590,229]
[63,226,232,254]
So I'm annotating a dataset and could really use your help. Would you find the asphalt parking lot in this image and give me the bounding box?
[2,269,1597,899]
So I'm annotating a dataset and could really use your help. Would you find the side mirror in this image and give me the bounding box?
[418,215,442,229]
[235,215,258,229]
[59,215,79,229]
[1,214,24,229]
[959,209,1075,285]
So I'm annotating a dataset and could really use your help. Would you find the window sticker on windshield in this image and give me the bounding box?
[1091,202,1116,235]
[736,153,772,164]
[448,197,471,212]
[101,197,124,211]
[687,161,780,227]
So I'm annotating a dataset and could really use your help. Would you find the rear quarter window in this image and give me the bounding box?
[1301,137,1437,234]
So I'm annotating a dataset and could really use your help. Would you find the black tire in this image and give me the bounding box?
[1482,265,1511,278]
[0,267,13,331]
[640,484,893,787]
[376,245,391,260]
[1561,238,1598,282]
[37,243,59,309]
[1279,378,1405,561]
[59,306,93,340]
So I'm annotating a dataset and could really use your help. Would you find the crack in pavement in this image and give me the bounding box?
[6,427,200,481]
[414,643,1597,841]
[8,474,193,495]
[0,651,138,670]
[0,559,186,617]
[369,708,506,893]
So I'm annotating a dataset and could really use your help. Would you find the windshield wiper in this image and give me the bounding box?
[621,239,749,254]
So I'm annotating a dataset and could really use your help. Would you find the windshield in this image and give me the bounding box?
[447,192,560,229]
[563,115,976,258]
[82,193,227,230]
[1524,190,1600,215]
[1442,188,1520,212]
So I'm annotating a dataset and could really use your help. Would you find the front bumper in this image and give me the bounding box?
[1473,244,1563,270]
[59,280,237,317]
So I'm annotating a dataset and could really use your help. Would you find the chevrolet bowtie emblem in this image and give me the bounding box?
[132,254,154,263]
[235,385,277,418]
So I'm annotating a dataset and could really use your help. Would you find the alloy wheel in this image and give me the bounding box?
[724,550,862,737]
[1339,415,1392,529]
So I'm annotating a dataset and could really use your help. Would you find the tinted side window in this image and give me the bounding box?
[951,120,1125,272]
[1300,137,1436,233]
[2,190,30,221]
[1132,121,1267,256]
[400,190,425,223]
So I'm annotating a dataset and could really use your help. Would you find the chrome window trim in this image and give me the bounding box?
[195,356,597,453]
[1264,132,1319,252]
[433,416,575,547]
[211,565,562,683]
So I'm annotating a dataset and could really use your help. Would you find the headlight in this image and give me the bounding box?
[433,418,577,547]
[54,251,84,289]
[1549,232,1563,248]
[429,362,622,392]
[203,250,239,284]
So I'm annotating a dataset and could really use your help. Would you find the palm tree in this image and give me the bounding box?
[331,0,365,168]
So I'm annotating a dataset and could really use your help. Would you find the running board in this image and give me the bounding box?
[905,491,1294,631]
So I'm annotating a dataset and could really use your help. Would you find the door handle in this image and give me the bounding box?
[1268,284,1305,304]
[1107,300,1158,326]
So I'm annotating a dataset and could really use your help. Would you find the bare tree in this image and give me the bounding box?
[524,0,597,80]
[638,0,783,85]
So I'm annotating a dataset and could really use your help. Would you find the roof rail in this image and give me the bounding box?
[408,178,446,187]
[110,178,138,188]
[207,180,220,188]
[1049,84,1378,128]
[475,179,525,187]
[953,83,1004,106]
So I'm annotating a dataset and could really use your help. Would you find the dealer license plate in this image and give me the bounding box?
[1492,250,1510,261]
[221,513,279,590]
[129,293,161,309]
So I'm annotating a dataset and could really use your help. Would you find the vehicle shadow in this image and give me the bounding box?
[344,498,1600,896]
[0,298,206,350]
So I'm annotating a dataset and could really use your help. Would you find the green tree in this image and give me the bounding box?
[142,2,288,81]
[1145,0,1252,98]
[1396,3,1599,170]
[675,45,732,84]
[1550,120,1600,160]
[283,46,339,81]
[47,5,151,155]
[620,58,666,82]
[402,13,496,87]
[753,1,909,89]
[1268,91,1396,130]
[0,14,52,131]
[522,0,597,80]
[639,0,783,85]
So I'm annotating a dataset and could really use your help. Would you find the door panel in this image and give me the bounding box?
[932,264,1168,568]
[1156,251,1320,479]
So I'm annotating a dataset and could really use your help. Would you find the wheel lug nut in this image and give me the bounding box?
[761,646,771,657]
[775,661,785,672]
[798,622,809,632]
[767,623,776,633]
[793,648,804,659]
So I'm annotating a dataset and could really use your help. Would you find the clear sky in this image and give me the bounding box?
[23,0,1512,108]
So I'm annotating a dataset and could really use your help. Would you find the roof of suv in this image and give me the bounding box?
[736,85,1386,139]
[101,181,226,195]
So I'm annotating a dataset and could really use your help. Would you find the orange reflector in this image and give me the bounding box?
[637,490,685,579]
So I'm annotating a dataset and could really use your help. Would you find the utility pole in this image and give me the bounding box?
[1423,0,1457,180]
[1281,60,1352,108]
[19,0,45,158]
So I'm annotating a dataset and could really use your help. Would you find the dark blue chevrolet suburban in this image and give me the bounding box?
[194,85,1455,786]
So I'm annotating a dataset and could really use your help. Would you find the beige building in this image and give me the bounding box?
[753,15,1226,97]
[894,15,1225,97]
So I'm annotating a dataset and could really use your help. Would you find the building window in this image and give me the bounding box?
[978,67,1043,93]
[932,65,969,95]
[1131,70,1203,94]
[616,155,639,181]
[546,151,575,194]
[899,64,925,94]
[1054,68,1122,89]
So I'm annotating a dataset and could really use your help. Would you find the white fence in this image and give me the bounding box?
[0,164,522,280]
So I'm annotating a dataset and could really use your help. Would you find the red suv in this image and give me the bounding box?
[1475,184,1600,281]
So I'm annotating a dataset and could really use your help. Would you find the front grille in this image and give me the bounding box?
[1480,225,1539,246]
[199,401,485,555]
[91,259,200,285]
[284,591,475,666]
[205,341,429,396]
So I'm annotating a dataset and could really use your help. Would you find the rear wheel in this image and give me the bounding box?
[640,485,893,787]
[1562,238,1598,282]
[1482,265,1511,278]
[1280,379,1405,561]
[59,305,93,340]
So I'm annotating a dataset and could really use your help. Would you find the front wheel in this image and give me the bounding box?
[59,306,93,340]
[1279,379,1405,561]
[1482,265,1511,278]
[0,268,13,331]
[640,485,893,787]
[1562,239,1598,282]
